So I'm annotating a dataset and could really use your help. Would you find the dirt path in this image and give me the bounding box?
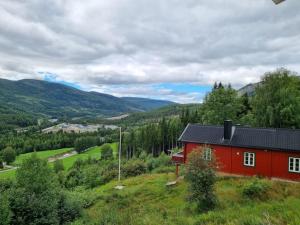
[48,150,77,162]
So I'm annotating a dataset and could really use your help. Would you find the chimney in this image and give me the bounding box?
[224,120,233,140]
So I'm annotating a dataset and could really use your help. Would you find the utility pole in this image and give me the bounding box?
[118,126,121,182]
[115,126,124,189]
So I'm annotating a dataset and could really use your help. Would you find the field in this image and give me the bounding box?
[72,173,300,225]
[0,143,118,179]
[12,147,73,166]
[60,143,118,169]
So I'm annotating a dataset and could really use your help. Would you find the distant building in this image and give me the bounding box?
[42,123,118,133]
[173,120,300,181]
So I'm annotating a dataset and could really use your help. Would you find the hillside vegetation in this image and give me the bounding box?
[72,173,300,225]
[0,78,174,119]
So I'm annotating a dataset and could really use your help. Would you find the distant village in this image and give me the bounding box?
[42,123,119,133]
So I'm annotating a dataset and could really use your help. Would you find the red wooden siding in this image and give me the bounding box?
[183,142,300,181]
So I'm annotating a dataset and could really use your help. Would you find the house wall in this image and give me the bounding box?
[184,142,300,181]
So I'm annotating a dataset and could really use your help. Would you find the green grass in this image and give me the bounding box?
[60,143,118,170]
[0,169,16,180]
[71,174,300,225]
[13,148,73,166]
[0,143,117,179]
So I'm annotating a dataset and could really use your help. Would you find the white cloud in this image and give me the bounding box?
[0,0,300,102]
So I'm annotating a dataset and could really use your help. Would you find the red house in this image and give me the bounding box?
[172,120,300,181]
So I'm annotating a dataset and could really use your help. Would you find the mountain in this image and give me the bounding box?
[0,78,175,119]
[121,97,175,111]
[237,82,260,97]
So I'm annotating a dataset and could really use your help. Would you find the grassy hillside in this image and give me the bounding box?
[0,143,118,179]
[0,78,174,119]
[60,143,118,169]
[72,173,300,225]
[12,147,73,166]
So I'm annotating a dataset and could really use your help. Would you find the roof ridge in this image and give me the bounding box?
[189,123,300,132]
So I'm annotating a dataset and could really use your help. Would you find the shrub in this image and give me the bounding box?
[0,192,11,225]
[101,144,113,160]
[146,152,172,171]
[53,160,65,173]
[65,168,85,189]
[152,166,174,174]
[123,159,147,177]
[0,179,14,193]
[83,165,103,188]
[138,151,148,161]
[101,162,118,184]
[2,147,16,165]
[185,147,217,212]
[58,192,82,224]
[242,178,270,200]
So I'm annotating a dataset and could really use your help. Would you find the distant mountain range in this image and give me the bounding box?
[0,78,175,118]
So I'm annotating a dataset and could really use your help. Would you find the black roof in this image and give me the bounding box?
[179,124,300,152]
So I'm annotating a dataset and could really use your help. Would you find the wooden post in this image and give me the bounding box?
[176,164,179,178]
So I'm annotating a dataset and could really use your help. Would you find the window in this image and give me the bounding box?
[203,148,212,161]
[289,157,300,173]
[244,152,255,167]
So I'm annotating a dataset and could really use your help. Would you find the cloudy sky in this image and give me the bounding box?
[0,0,299,103]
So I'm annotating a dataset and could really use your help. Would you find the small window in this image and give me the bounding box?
[203,148,212,161]
[289,157,300,173]
[244,152,255,167]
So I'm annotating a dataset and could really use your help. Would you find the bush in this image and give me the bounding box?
[1,147,16,165]
[0,179,14,193]
[123,159,147,177]
[0,193,11,225]
[58,192,82,224]
[101,161,118,183]
[185,147,217,212]
[242,179,270,200]
[53,160,65,173]
[65,168,85,189]
[83,165,103,188]
[101,144,113,160]
[146,152,172,171]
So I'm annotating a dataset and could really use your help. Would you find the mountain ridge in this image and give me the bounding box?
[0,78,175,118]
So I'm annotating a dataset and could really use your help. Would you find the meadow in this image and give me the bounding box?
[71,173,300,225]
[0,143,118,179]
[12,147,73,166]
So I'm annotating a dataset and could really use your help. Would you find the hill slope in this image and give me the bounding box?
[73,173,300,225]
[0,78,175,118]
[122,97,175,111]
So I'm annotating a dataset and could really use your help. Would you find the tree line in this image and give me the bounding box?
[197,68,300,128]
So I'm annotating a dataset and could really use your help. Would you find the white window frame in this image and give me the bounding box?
[244,152,255,167]
[289,157,300,173]
[203,148,212,161]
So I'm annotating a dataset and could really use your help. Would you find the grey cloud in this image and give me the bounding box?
[0,0,300,102]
